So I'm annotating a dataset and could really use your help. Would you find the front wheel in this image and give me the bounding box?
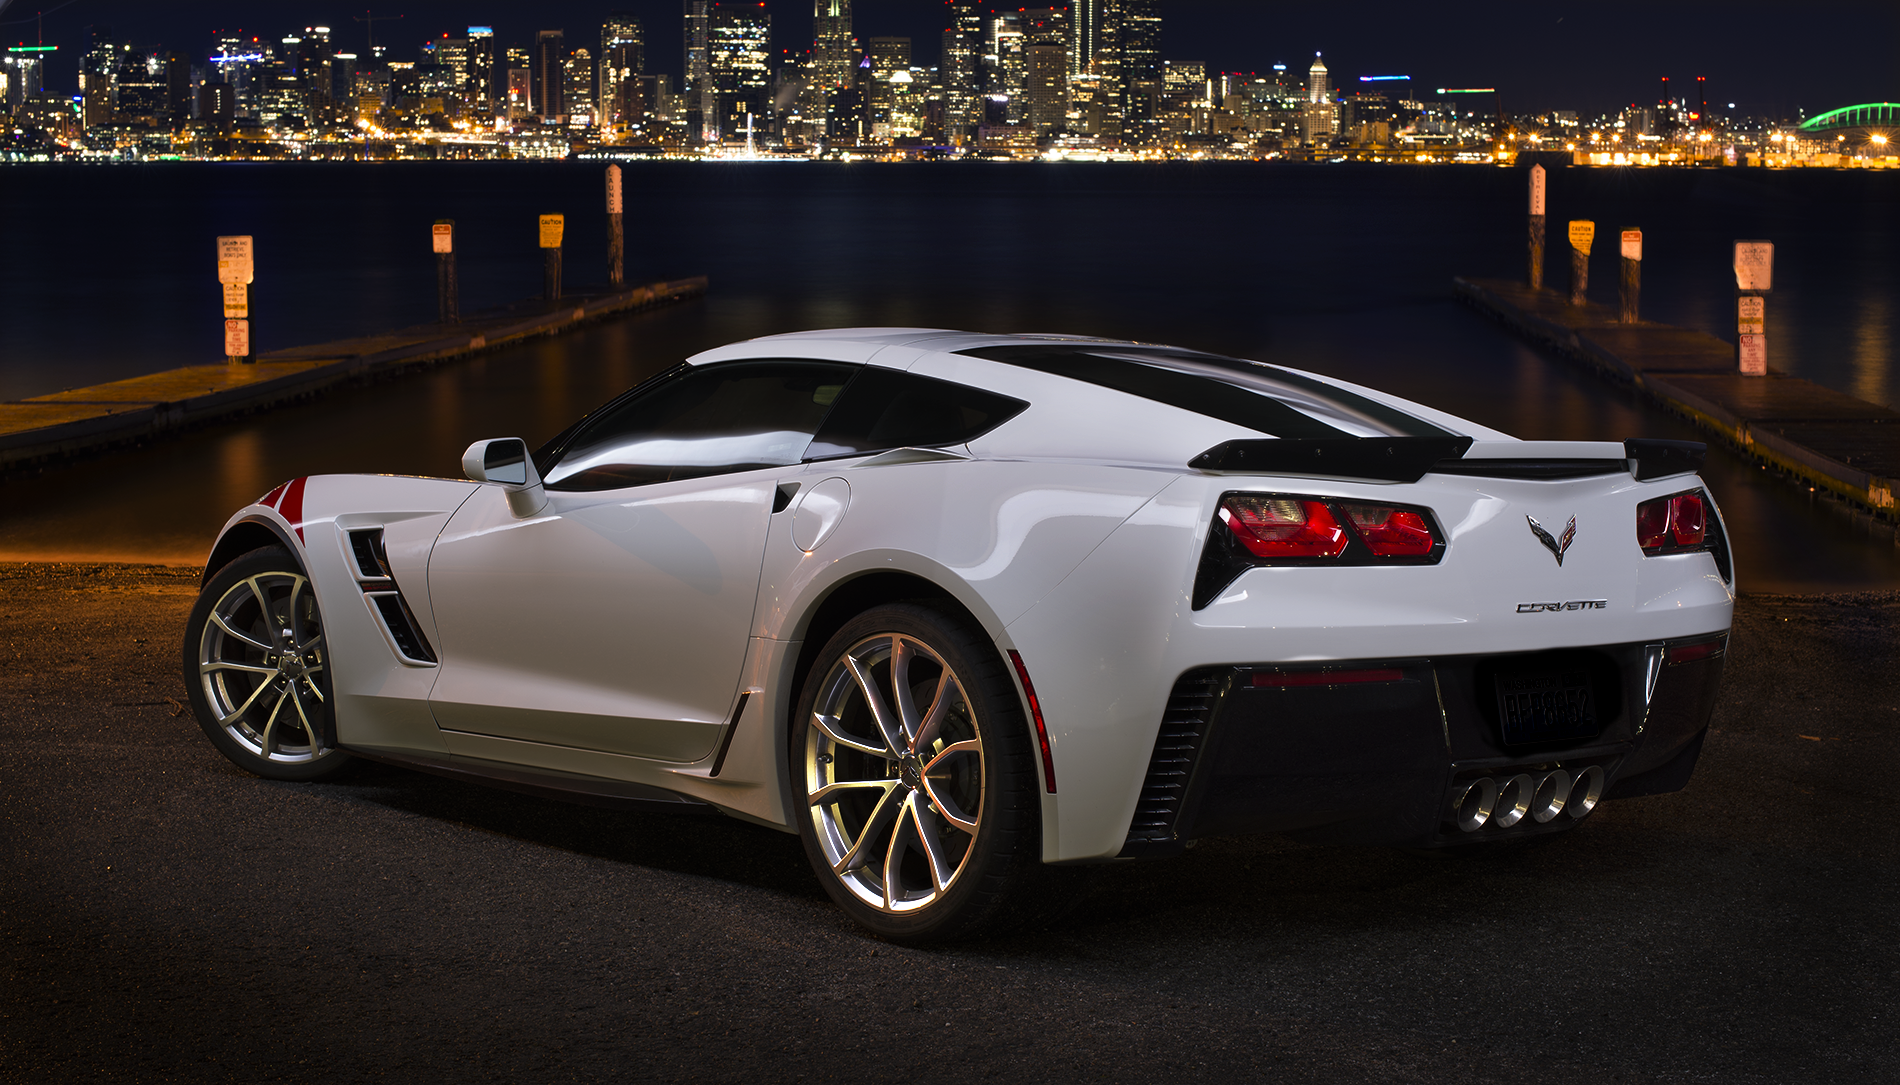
[183,545,352,781]
[793,603,1047,943]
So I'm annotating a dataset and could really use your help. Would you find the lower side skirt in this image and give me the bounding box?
[344,744,721,816]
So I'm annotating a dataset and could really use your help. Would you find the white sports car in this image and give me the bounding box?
[185,329,1733,941]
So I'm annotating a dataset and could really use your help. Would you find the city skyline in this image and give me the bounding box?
[5,0,1896,118]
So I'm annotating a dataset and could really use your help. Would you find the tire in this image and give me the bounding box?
[183,545,352,782]
[792,603,1045,943]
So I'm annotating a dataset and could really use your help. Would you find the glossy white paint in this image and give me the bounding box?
[206,329,1735,866]
[791,477,850,552]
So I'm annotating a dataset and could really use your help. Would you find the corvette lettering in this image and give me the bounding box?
[1516,599,1609,613]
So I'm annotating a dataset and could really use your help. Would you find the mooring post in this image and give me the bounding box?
[1568,220,1594,306]
[1735,240,1773,376]
[1619,229,1642,323]
[1528,164,1546,290]
[606,164,625,288]
[433,219,459,324]
[540,213,565,302]
[216,234,255,363]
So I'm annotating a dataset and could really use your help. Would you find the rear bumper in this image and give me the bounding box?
[1118,633,1725,856]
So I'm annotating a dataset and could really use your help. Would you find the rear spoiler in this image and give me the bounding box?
[1188,436,1705,484]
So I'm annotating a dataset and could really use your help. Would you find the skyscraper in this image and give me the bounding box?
[1120,0,1159,145]
[682,0,713,141]
[534,30,565,119]
[467,27,495,117]
[601,14,644,130]
[709,3,770,141]
[940,0,982,145]
[1072,0,1122,139]
[812,0,854,91]
[1301,53,1336,143]
[565,47,595,125]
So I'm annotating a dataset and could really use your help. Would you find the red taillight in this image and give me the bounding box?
[1669,493,1706,546]
[1665,635,1726,664]
[1339,503,1436,557]
[1218,497,1349,559]
[1637,491,1708,554]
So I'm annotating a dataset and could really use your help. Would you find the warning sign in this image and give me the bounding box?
[1734,241,1774,291]
[222,282,248,319]
[1739,334,1766,376]
[217,235,254,285]
[432,221,454,254]
[1620,230,1642,261]
[538,214,565,249]
[1567,221,1595,253]
[224,318,251,358]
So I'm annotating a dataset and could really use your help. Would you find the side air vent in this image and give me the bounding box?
[348,528,437,665]
[348,529,393,581]
[367,592,438,664]
[1119,669,1224,857]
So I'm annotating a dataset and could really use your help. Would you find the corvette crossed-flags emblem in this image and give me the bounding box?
[1526,514,1577,566]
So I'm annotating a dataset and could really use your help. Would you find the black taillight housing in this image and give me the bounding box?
[1193,492,1446,609]
[1635,487,1732,583]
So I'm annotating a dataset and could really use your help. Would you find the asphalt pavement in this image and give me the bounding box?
[2,562,1896,1084]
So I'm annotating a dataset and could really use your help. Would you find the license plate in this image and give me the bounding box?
[1495,670,1598,745]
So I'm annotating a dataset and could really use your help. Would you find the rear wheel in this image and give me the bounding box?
[183,546,351,781]
[792,603,1044,943]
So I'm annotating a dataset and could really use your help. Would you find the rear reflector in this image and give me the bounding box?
[1007,651,1057,794]
[1252,668,1405,688]
[1665,636,1726,665]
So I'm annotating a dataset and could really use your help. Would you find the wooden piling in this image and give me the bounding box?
[1568,220,1594,307]
[433,220,459,324]
[1528,165,1546,290]
[1619,229,1641,324]
[606,165,625,288]
[539,214,565,302]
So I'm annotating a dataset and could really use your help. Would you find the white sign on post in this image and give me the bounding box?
[1620,230,1642,261]
[1738,296,1765,334]
[1529,165,1546,216]
[606,164,623,214]
[1734,241,1774,291]
[1738,334,1767,375]
[217,235,254,285]
[224,318,251,358]
[222,282,248,318]
[432,222,453,254]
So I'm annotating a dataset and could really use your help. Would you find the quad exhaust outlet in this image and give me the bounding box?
[1451,765,1604,833]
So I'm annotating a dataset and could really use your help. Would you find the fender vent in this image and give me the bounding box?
[1120,669,1224,856]
[349,529,437,665]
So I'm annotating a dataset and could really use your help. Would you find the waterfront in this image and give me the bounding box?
[2,161,1897,590]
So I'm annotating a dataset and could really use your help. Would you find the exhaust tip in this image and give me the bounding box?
[1452,777,1498,832]
[1492,774,1535,828]
[1568,765,1605,818]
[1531,769,1572,824]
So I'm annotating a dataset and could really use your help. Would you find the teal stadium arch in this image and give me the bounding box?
[1798,103,1900,133]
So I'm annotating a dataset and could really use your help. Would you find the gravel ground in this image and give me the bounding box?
[2,562,1896,1084]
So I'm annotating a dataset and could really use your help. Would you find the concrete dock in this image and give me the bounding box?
[0,276,707,476]
[1455,276,1899,518]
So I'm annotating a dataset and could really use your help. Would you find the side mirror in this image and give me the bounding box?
[462,437,548,519]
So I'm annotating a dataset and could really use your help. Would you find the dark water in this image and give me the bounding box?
[2,162,1897,591]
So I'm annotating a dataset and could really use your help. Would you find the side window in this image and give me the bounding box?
[544,360,856,491]
[804,368,1029,460]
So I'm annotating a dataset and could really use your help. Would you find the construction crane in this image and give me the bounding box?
[352,9,405,58]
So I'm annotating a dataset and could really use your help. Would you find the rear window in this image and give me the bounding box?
[958,343,1447,439]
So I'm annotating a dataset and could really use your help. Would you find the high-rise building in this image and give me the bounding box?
[683,0,713,141]
[1301,53,1336,143]
[297,28,333,124]
[467,27,495,116]
[534,30,565,119]
[812,0,854,91]
[565,48,595,125]
[940,0,982,145]
[1023,40,1066,135]
[1120,0,1159,145]
[1073,0,1122,139]
[709,3,770,141]
[601,14,644,131]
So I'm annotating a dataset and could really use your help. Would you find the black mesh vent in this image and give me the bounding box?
[370,593,438,664]
[348,529,392,579]
[1121,669,1224,852]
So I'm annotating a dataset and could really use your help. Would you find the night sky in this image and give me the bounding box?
[4,0,1895,119]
